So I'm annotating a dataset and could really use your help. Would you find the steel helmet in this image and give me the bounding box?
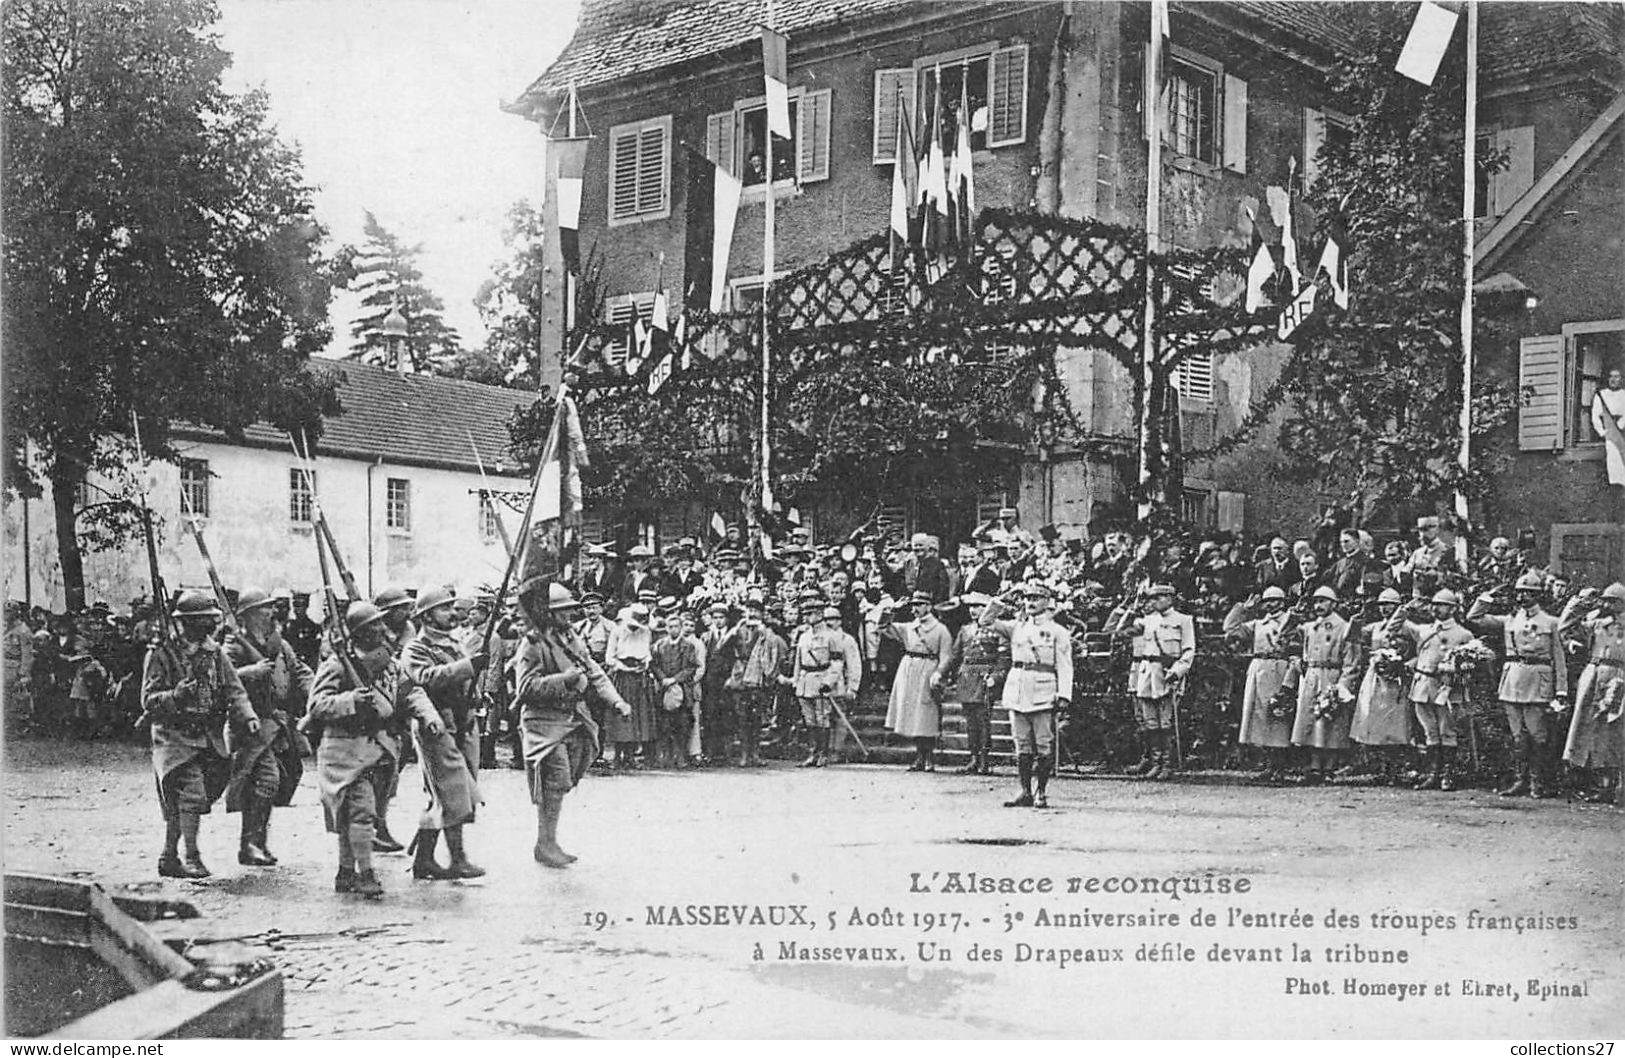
[1602,583,1625,603]
[373,586,412,612]
[1260,586,1287,601]
[546,584,580,611]
[1312,585,1339,602]
[1378,588,1403,605]
[1514,571,1545,592]
[413,585,457,618]
[234,588,278,616]
[345,602,387,636]
[1431,589,1461,607]
[171,591,222,619]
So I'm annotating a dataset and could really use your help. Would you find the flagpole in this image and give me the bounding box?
[1454,0,1477,569]
[758,3,777,575]
[1137,1,1165,521]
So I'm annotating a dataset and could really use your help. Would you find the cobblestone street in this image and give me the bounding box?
[4,737,1621,1038]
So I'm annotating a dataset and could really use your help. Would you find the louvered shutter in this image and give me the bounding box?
[610,126,641,221]
[705,110,736,176]
[873,67,915,163]
[988,44,1028,147]
[1518,334,1567,451]
[1222,74,1248,173]
[798,88,831,183]
[1302,106,1326,189]
[636,125,667,214]
[1217,491,1246,532]
[1490,126,1535,215]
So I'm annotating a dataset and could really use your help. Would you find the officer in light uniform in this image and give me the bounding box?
[791,599,860,768]
[1467,571,1568,798]
[1290,585,1361,785]
[1559,583,1625,803]
[980,582,1071,807]
[1387,588,1480,791]
[1224,585,1298,782]
[1111,584,1196,782]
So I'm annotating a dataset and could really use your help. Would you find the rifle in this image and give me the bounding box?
[480,386,568,657]
[178,473,235,633]
[296,431,361,602]
[129,414,181,729]
[287,435,371,709]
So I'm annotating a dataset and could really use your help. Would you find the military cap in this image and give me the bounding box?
[1260,586,1287,601]
[676,536,698,550]
[961,592,994,607]
[234,588,278,616]
[1514,571,1545,592]
[1431,589,1461,606]
[1378,588,1403,605]
[374,586,413,612]
[413,585,457,617]
[1312,585,1339,602]
[1416,516,1441,530]
[823,605,842,621]
[1022,581,1053,598]
[344,601,387,636]
[908,590,934,605]
[172,590,222,618]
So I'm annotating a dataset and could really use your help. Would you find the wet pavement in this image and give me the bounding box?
[4,737,1621,1038]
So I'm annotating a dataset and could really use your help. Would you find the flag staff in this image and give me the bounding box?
[757,2,781,572]
[1454,0,1478,568]
[1137,0,1168,520]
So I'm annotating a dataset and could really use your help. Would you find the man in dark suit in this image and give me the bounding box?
[962,542,1004,596]
[911,534,951,603]
[663,540,706,601]
[1328,529,1369,600]
[1254,536,1296,593]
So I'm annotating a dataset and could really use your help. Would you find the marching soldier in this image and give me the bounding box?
[979,582,1071,807]
[143,591,257,879]
[1290,585,1361,785]
[224,588,314,867]
[790,597,860,768]
[1225,585,1298,783]
[400,586,487,880]
[1110,584,1195,782]
[512,583,630,868]
[367,586,415,853]
[1467,571,1568,798]
[1559,583,1625,804]
[937,592,1010,775]
[1387,589,1480,791]
[307,602,441,899]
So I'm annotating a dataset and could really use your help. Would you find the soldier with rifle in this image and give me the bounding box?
[307,601,442,899]
[142,591,258,878]
[224,588,314,866]
[400,586,488,880]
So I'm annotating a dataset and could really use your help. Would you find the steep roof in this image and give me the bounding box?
[179,361,537,477]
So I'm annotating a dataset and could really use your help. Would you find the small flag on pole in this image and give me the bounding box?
[651,290,669,333]
[647,351,674,395]
[1395,1,1459,86]
[710,511,727,540]
[762,27,791,139]
[888,93,918,264]
[1243,208,1274,314]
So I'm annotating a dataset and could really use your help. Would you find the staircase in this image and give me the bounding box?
[832,688,1016,767]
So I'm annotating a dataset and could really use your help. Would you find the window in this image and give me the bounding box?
[871,43,1027,165]
[1302,106,1352,189]
[479,489,522,544]
[386,477,411,532]
[289,468,315,524]
[179,459,210,519]
[1166,55,1217,164]
[705,89,831,187]
[603,292,656,370]
[1517,320,1624,451]
[608,115,671,225]
[1475,126,1535,218]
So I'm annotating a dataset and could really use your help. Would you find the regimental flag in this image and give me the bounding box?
[1395,1,1459,86]
[948,72,976,248]
[517,389,588,598]
[762,27,791,139]
[888,92,919,268]
[1142,0,1172,140]
[553,137,590,274]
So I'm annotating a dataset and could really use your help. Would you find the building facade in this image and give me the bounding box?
[4,363,534,610]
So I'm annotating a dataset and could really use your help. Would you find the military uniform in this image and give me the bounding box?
[1225,601,1297,751]
[1388,598,1480,790]
[400,626,482,839]
[791,620,860,767]
[981,586,1071,806]
[225,622,313,865]
[1352,616,1411,747]
[1116,591,1195,781]
[1560,592,1625,773]
[938,613,1011,774]
[1468,588,1568,796]
[1290,610,1360,751]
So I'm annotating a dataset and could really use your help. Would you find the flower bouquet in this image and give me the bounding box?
[1312,685,1354,723]
[1435,640,1498,707]
[1373,647,1407,682]
[1267,682,1298,722]
[1597,675,1625,725]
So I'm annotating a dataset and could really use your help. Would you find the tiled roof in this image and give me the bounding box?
[180,361,537,477]
[519,0,1621,107]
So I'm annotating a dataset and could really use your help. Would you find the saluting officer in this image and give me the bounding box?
[980,582,1071,807]
[1467,571,1568,798]
[512,583,630,868]
[1559,583,1625,803]
[400,586,488,879]
[1224,585,1298,783]
[224,588,314,867]
[143,591,257,878]
[1290,585,1361,785]
[1111,584,1195,782]
[938,592,1010,776]
[1387,588,1480,791]
[307,602,442,899]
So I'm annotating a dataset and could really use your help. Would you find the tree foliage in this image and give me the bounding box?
[2,0,339,607]
[1279,1,1521,512]
[333,210,462,372]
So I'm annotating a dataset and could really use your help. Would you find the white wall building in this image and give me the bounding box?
[4,362,536,610]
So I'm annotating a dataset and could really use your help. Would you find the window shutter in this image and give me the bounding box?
[1222,74,1248,174]
[610,127,641,221]
[705,110,736,176]
[988,44,1029,147]
[798,88,832,183]
[1517,333,1567,451]
[1175,351,1215,405]
[1490,125,1535,214]
[1302,106,1326,189]
[636,125,668,215]
[1216,491,1246,533]
[873,67,915,163]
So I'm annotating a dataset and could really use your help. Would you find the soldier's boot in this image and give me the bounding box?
[1151,733,1175,782]
[238,800,275,866]
[1530,748,1555,798]
[1438,747,1459,792]
[1033,756,1053,808]
[178,812,210,879]
[444,825,485,879]
[1004,754,1035,807]
[258,805,279,865]
[352,869,384,899]
[158,810,186,878]
[335,828,356,892]
[814,728,831,767]
[410,829,456,880]
[372,817,405,854]
[534,791,572,868]
[1130,731,1158,777]
[1498,736,1531,797]
[334,867,357,893]
[800,731,821,767]
[1414,746,1443,790]
[349,824,383,898]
